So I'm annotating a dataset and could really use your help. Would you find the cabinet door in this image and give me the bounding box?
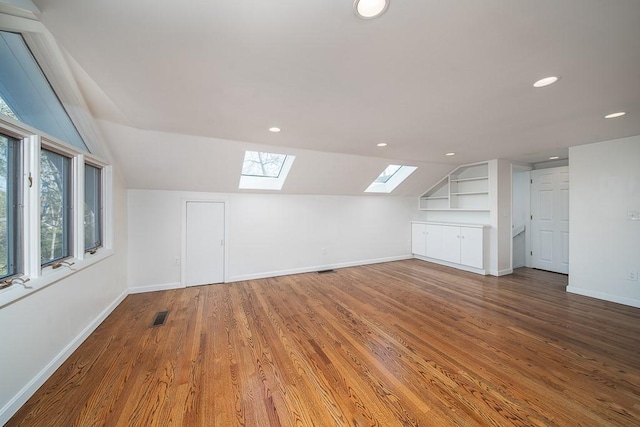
[441,226,461,264]
[425,224,443,259]
[411,223,427,256]
[460,227,483,268]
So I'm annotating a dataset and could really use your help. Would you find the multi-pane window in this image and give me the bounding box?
[0,134,20,279]
[40,149,72,265]
[84,164,101,252]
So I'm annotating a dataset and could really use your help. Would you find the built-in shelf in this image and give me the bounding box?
[450,191,489,196]
[450,176,488,183]
[419,162,489,211]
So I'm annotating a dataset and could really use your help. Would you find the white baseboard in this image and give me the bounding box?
[566,286,640,309]
[0,289,129,426]
[128,282,183,294]
[227,255,413,282]
[414,256,488,276]
[491,268,513,277]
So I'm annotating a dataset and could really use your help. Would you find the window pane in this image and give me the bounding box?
[84,164,101,251]
[241,151,287,178]
[374,164,402,183]
[0,134,20,278]
[0,31,89,152]
[41,149,71,265]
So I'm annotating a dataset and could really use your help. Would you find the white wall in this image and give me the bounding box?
[128,190,417,290]
[568,135,640,308]
[512,169,530,268]
[0,172,128,424]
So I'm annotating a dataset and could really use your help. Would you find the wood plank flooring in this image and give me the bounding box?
[7,260,640,426]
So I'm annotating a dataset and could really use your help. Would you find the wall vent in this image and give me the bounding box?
[151,311,169,327]
[317,269,336,274]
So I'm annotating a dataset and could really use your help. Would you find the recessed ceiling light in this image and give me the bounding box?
[549,156,560,160]
[268,127,281,133]
[354,0,389,19]
[377,142,388,147]
[605,112,626,119]
[446,152,456,156]
[533,76,559,88]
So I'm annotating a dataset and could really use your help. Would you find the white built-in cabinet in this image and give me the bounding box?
[411,222,487,273]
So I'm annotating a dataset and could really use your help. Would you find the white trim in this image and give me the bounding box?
[490,268,514,276]
[0,287,128,426]
[180,197,229,285]
[129,282,183,294]
[566,286,640,309]
[414,255,488,275]
[227,255,412,282]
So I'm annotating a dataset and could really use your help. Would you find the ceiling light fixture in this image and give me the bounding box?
[268,127,281,133]
[533,76,559,88]
[446,152,456,156]
[604,112,626,119]
[377,142,388,147]
[354,0,389,19]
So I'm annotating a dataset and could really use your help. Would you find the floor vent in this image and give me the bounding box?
[151,311,169,327]
[317,269,336,274]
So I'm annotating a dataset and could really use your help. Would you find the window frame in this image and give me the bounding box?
[0,132,22,280]
[39,146,73,267]
[83,162,102,254]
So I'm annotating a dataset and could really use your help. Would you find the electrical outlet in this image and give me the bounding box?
[629,271,639,281]
[321,248,327,255]
[173,257,180,266]
[628,210,640,221]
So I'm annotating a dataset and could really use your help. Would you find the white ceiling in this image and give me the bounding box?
[31,0,640,167]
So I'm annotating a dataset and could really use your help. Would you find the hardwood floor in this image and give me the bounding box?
[8,260,640,426]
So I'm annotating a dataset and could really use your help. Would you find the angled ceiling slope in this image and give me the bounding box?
[30,0,640,168]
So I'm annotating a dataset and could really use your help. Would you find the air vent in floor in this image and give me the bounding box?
[151,311,169,327]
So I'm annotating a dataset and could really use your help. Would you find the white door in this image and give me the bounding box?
[411,223,426,256]
[460,227,483,269]
[441,226,461,264]
[425,224,443,259]
[185,201,225,286]
[530,167,569,274]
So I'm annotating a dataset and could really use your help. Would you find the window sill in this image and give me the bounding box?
[0,249,114,309]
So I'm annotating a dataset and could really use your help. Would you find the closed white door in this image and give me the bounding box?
[530,167,569,274]
[185,201,225,286]
[460,227,483,269]
[411,223,426,256]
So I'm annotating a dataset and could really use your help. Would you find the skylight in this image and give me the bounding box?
[374,164,402,183]
[0,31,88,151]
[365,165,418,193]
[241,151,287,178]
[239,151,295,190]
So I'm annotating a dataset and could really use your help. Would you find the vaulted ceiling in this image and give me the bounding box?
[29,0,640,191]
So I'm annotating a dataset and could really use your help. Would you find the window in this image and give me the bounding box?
[0,134,21,279]
[241,151,287,177]
[0,31,88,151]
[374,164,402,183]
[40,149,72,265]
[365,164,418,193]
[84,164,102,252]
[239,150,295,190]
